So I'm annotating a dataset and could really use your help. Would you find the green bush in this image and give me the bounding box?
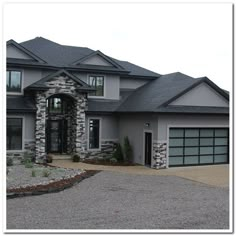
[112,143,124,162]
[7,157,13,166]
[31,169,36,177]
[46,154,53,163]
[110,157,118,163]
[42,169,51,177]
[72,154,80,162]
[123,136,133,163]
[25,159,33,168]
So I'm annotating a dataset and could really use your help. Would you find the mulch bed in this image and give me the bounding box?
[82,159,136,166]
[7,170,100,199]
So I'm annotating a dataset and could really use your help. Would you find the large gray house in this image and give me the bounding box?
[7,37,229,168]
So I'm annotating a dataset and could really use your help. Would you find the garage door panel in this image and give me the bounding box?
[215,129,228,136]
[169,138,183,146]
[200,155,214,164]
[185,138,199,146]
[169,147,183,156]
[200,147,214,155]
[184,156,199,165]
[200,138,213,146]
[185,129,199,137]
[214,146,228,154]
[170,129,184,137]
[215,138,228,145]
[185,147,198,155]
[200,129,214,137]
[169,156,183,165]
[214,154,228,163]
[169,128,229,167]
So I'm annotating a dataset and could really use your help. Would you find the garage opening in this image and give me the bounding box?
[169,128,229,167]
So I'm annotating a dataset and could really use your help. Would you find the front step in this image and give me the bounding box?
[49,154,71,160]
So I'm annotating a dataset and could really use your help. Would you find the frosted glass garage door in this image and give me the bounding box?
[169,128,229,167]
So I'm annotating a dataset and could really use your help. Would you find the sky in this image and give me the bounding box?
[3,2,233,91]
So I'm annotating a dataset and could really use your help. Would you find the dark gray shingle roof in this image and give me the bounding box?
[87,90,133,113]
[117,72,200,112]
[20,37,160,78]
[87,72,229,114]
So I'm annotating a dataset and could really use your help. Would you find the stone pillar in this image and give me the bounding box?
[75,94,87,157]
[153,141,167,169]
[35,91,47,163]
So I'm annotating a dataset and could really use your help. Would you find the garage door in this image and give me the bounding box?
[169,128,229,167]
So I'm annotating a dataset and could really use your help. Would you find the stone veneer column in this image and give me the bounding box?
[35,91,47,163]
[75,95,87,157]
[152,141,167,169]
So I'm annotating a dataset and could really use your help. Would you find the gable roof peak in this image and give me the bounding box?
[7,39,47,63]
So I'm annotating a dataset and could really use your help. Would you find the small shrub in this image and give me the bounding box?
[72,153,80,162]
[42,169,51,177]
[7,157,13,166]
[31,169,36,177]
[46,154,53,163]
[110,157,118,164]
[112,143,124,162]
[24,159,33,168]
[22,151,34,164]
[123,136,133,163]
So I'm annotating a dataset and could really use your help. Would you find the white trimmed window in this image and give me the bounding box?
[7,70,22,93]
[7,118,23,150]
[88,76,104,96]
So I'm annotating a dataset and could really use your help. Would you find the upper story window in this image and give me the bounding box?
[7,70,22,93]
[47,96,68,114]
[88,76,104,97]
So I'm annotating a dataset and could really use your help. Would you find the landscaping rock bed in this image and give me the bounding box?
[7,164,99,198]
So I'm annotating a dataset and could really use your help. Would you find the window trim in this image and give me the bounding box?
[7,69,24,95]
[167,125,229,168]
[87,75,106,98]
[7,116,25,152]
[87,117,102,151]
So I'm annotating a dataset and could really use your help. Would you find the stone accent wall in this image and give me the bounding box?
[35,91,47,163]
[152,141,167,169]
[35,75,87,163]
[85,140,118,160]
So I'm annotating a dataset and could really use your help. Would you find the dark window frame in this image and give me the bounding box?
[88,119,100,150]
[7,70,22,93]
[169,128,229,166]
[88,75,104,97]
[7,117,23,150]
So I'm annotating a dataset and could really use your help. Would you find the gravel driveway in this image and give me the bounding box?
[7,171,229,230]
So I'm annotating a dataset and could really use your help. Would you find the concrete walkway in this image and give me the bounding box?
[50,160,229,188]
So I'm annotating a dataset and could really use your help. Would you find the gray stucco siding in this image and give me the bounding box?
[23,69,43,88]
[170,83,229,107]
[7,45,32,60]
[118,114,158,165]
[24,114,36,140]
[85,115,119,141]
[158,114,229,141]
[82,55,113,66]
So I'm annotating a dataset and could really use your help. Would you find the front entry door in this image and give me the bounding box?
[145,132,152,166]
[47,120,67,153]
